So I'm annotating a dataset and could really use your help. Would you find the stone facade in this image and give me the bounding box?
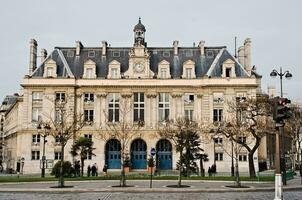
[1,19,261,174]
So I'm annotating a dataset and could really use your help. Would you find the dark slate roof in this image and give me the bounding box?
[207,49,249,78]
[134,18,146,32]
[32,45,250,79]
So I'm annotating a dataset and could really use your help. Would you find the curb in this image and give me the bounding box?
[0,186,301,193]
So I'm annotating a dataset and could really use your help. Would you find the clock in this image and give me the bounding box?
[134,62,145,73]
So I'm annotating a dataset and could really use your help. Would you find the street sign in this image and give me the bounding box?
[150,148,156,156]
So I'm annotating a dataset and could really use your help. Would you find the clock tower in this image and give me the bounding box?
[125,18,154,79]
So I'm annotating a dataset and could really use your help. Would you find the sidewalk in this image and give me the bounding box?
[0,176,301,193]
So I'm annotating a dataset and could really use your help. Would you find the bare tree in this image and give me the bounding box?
[285,104,302,169]
[225,96,274,178]
[209,121,249,187]
[43,96,84,187]
[98,95,144,187]
[158,117,202,187]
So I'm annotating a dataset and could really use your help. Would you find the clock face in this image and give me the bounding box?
[134,62,145,73]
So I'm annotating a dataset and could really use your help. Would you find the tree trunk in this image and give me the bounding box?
[178,151,183,187]
[59,144,65,187]
[235,158,241,187]
[120,147,126,187]
[81,158,84,177]
[200,158,204,177]
[248,151,256,178]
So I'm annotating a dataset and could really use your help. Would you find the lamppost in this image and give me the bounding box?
[37,122,51,178]
[270,68,292,184]
[270,67,292,199]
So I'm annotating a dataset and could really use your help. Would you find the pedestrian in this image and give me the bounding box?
[91,164,96,176]
[103,164,108,175]
[87,165,91,177]
[94,163,98,177]
[208,166,212,177]
[74,161,80,177]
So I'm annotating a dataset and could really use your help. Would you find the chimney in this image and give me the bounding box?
[198,40,205,56]
[244,38,252,74]
[102,41,107,56]
[29,39,37,75]
[238,46,245,67]
[173,40,179,55]
[268,86,276,98]
[40,49,47,63]
[75,41,83,56]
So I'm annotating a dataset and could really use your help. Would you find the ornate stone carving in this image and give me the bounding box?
[171,93,183,98]
[96,93,107,98]
[121,93,132,98]
[196,94,203,98]
[146,93,157,98]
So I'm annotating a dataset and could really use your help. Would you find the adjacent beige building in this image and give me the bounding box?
[1,19,262,174]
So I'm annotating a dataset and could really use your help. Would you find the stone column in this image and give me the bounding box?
[196,94,203,122]
[171,93,183,119]
[97,93,107,127]
[146,93,157,128]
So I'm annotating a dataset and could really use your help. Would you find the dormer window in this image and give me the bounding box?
[108,60,121,79]
[83,59,96,79]
[182,60,196,79]
[158,60,171,79]
[222,59,236,78]
[43,58,57,78]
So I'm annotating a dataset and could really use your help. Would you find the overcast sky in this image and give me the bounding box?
[0,0,301,101]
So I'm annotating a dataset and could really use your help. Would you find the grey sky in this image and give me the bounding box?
[0,0,301,101]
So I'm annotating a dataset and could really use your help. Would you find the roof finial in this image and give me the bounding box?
[139,17,141,23]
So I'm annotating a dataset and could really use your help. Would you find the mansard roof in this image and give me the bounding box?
[32,45,250,79]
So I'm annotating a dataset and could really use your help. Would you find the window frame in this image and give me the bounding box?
[133,93,145,122]
[158,93,170,122]
[108,93,120,122]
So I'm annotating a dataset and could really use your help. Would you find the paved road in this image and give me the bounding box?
[0,191,301,200]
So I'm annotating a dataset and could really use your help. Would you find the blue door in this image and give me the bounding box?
[106,139,121,169]
[156,139,172,170]
[131,139,147,169]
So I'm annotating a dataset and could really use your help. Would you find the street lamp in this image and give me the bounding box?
[37,122,51,178]
[270,67,292,200]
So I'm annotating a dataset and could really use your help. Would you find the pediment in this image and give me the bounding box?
[109,60,121,66]
[45,58,56,65]
[84,59,96,65]
[158,60,170,66]
[223,58,235,64]
[183,59,195,65]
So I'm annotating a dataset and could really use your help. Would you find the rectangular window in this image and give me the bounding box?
[32,134,41,143]
[47,67,53,77]
[32,92,43,101]
[55,92,65,101]
[67,50,74,57]
[160,69,167,79]
[84,134,92,140]
[184,93,194,104]
[185,109,193,121]
[84,93,94,103]
[111,68,118,78]
[32,107,42,122]
[215,153,223,161]
[158,93,170,121]
[84,110,94,122]
[226,68,231,78]
[31,151,40,160]
[134,93,145,122]
[88,51,95,58]
[86,68,93,78]
[55,135,60,143]
[54,152,62,160]
[185,68,192,78]
[108,93,120,122]
[86,151,92,160]
[238,136,247,144]
[214,137,223,144]
[163,51,170,57]
[213,109,223,122]
[55,110,63,123]
[239,154,247,162]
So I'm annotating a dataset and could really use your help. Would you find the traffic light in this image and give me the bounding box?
[273,97,291,123]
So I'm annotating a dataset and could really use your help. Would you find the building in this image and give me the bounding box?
[1,19,262,174]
